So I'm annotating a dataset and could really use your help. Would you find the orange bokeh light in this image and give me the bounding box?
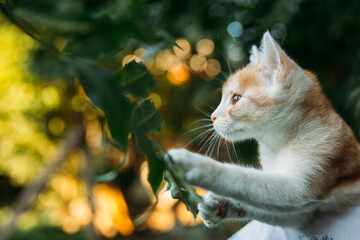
[93,184,135,237]
[167,64,190,86]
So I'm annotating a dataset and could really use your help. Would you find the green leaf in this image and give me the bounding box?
[135,133,165,195]
[117,61,157,99]
[64,19,161,60]
[13,8,94,34]
[68,59,133,151]
[164,168,202,222]
[132,99,164,134]
[163,154,203,222]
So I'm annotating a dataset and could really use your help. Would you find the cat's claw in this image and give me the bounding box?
[198,192,228,228]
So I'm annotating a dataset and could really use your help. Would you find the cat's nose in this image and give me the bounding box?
[211,116,217,122]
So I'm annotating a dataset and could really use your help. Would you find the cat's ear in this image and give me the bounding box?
[249,45,260,65]
[258,31,291,84]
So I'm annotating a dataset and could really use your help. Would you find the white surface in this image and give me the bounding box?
[229,205,360,240]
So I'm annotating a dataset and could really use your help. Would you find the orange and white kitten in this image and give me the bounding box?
[168,32,360,228]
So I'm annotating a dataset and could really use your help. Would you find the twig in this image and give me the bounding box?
[82,148,99,240]
[0,124,84,240]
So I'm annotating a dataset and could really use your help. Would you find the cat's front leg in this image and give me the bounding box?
[199,192,310,227]
[167,148,222,186]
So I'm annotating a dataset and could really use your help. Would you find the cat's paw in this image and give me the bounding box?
[198,192,228,228]
[167,148,205,182]
[167,148,194,167]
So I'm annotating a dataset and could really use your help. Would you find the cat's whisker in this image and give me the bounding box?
[195,119,212,123]
[205,133,218,157]
[185,119,212,130]
[199,131,216,153]
[206,132,218,156]
[204,103,215,111]
[217,136,222,157]
[221,53,232,75]
[213,76,225,83]
[185,128,214,148]
[209,134,220,158]
[219,69,229,80]
[189,118,212,124]
[185,123,213,134]
[196,128,216,146]
[230,131,239,163]
[192,104,212,118]
[225,138,233,164]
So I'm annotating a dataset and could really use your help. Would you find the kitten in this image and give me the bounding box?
[167,32,360,228]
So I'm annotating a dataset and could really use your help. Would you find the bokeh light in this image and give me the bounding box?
[204,59,221,79]
[147,208,176,232]
[176,202,203,226]
[196,39,215,56]
[155,50,179,71]
[167,64,190,85]
[227,21,243,38]
[41,86,60,108]
[93,184,135,237]
[51,174,79,201]
[68,197,92,226]
[48,117,66,136]
[190,54,207,72]
[173,38,191,58]
[86,119,103,149]
[149,93,162,109]
[122,54,142,67]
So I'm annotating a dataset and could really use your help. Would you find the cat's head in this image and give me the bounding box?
[211,32,318,142]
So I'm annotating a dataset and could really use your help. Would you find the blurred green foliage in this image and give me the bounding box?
[1,0,360,239]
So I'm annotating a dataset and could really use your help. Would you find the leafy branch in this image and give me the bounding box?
[0,2,202,222]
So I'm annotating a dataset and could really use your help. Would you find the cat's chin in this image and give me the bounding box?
[217,129,245,142]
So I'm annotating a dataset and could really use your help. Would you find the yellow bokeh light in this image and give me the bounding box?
[93,184,135,237]
[48,117,65,136]
[204,58,221,79]
[134,48,146,58]
[167,64,190,86]
[176,202,203,226]
[71,95,86,111]
[156,190,177,211]
[69,197,92,226]
[4,82,35,111]
[147,59,165,76]
[62,215,81,234]
[94,211,118,238]
[139,161,154,198]
[155,50,180,71]
[122,54,142,67]
[17,211,38,230]
[173,38,191,58]
[86,119,102,149]
[190,54,207,72]
[147,208,176,232]
[149,93,162,109]
[51,174,79,201]
[196,38,215,56]
[41,86,60,107]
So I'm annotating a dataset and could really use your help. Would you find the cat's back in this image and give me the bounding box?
[287,109,360,201]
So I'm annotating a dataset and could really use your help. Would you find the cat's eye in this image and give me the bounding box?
[232,94,242,104]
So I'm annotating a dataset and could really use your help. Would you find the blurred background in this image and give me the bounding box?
[0,0,360,239]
